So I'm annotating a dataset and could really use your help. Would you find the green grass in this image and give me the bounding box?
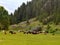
[0,32,60,45]
[8,19,60,45]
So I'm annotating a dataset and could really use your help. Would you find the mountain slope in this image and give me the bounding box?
[11,0,60,24]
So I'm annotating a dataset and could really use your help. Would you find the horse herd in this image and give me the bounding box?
[3,26,49,35]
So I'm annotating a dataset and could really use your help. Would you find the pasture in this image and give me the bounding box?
[0,32,60,45]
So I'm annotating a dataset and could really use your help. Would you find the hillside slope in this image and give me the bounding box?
[9,0,60,25]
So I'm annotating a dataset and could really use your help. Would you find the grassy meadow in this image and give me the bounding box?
[0,19,60,45]
[0,32,60,45]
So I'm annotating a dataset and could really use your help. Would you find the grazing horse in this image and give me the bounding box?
[24,31,32,34]
[9,30,16,34]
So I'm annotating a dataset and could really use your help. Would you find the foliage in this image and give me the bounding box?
[0,6,10,30]
[9,0,60,24]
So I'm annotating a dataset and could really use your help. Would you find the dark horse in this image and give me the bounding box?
[9,30,16,34]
